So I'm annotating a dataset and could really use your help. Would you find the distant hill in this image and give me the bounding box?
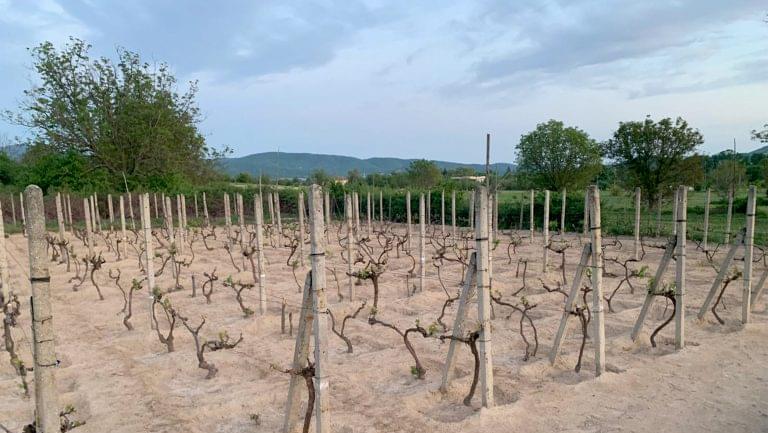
[749,145,768,155]
[220,152,515,178]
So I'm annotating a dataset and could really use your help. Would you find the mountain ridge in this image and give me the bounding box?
[220,151,515,178]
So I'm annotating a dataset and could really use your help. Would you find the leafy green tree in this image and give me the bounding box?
[603,116,703,205]
[234,172,255,184]
[515,120,602,191]
[3,38,225,190]
[710,159,747,197]
[752,124,768,143]
[309,169,332,186]
[406,159,442,189]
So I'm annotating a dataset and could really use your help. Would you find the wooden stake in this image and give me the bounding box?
[588,186,605,376]
[24,185,60,433]
[475,186,494,407]
[549,243,592,364]
[743,185,756,324]
[308,184,330,432]
[674,185,687,349]
[282,273,313,433]
[631,237,676,340]
[440,253,477,392]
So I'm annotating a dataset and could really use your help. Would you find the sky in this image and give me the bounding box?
[1,0,767,164]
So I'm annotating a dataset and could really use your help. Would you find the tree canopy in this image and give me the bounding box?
[603,116,703,204]
[406,159,442,189]
[515,120,602,191]
[3,38,224,192]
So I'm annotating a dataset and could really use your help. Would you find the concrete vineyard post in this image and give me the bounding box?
[406,191,412,253]
[120,196,128,260]
[703,188,711,250]
[66,194,72,233]
[345,194,354,300]
[451,190,456,239]
[475,186,494,407]
[493,191,499,238]
[153,194,159,220]
[83,198,94,258]
[419,193,426,293]
[324,190,331,243]
[379,191,383,226]
[725,187,733,244]
[298,191,306,268]
[165,196,175,246]
[267,192,274,225]
[177,195,185,255]
[19,192,26,235]
[560,188,566,234]
[367,191,372,237]
[202,191,210,226]
[254,194,267,315]
[24,185,60,433]
[655,193,661,237]
[588,186,605,376]
[275,192,283,242]
[194,193,199,220]
[55,193,65,243]
[107,194,114,231]
[141,194,156,329]
[309,185,331,432]
[529,189,535,240]
[543,190,550,272]
[634,187,641,260]
[549,243,592,364]
[672,188,678,236]
[469,190,475,231]
[224,193,232,244]
[743,185,757,323]
[674,185,687,349]
[0,201,9,301]
[426,191,431,227]
[128,192,136,230]
[10,194,16,226]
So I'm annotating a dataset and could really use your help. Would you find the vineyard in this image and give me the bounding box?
[0,184,767,432]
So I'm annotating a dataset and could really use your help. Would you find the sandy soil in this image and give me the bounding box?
[0,222,766,433]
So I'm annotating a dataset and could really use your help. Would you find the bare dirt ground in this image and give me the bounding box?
[1,221,767,433]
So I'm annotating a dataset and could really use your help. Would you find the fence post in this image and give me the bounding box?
[83,198,94,258]
[451,190,456,239]
[119,196,128,260]
[298,191,306,268]
[107,194,114,231]
[367,191,372,237]
[25,185,60,433]
[743,185,756,323]
[441,190,445,235]
[19,192,26,236]
[406,191,412,253]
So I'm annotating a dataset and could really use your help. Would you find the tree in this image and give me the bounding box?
[3,38,225,190]
[309,169,332,186]
[234,172,255,184]
[406,159,442,189]
[603,116,703,205]
[710,159,747,197]
[752,124,768,143]
[515,120,602,191]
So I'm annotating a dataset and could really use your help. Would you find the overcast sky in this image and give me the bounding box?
[1,0,767,163]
